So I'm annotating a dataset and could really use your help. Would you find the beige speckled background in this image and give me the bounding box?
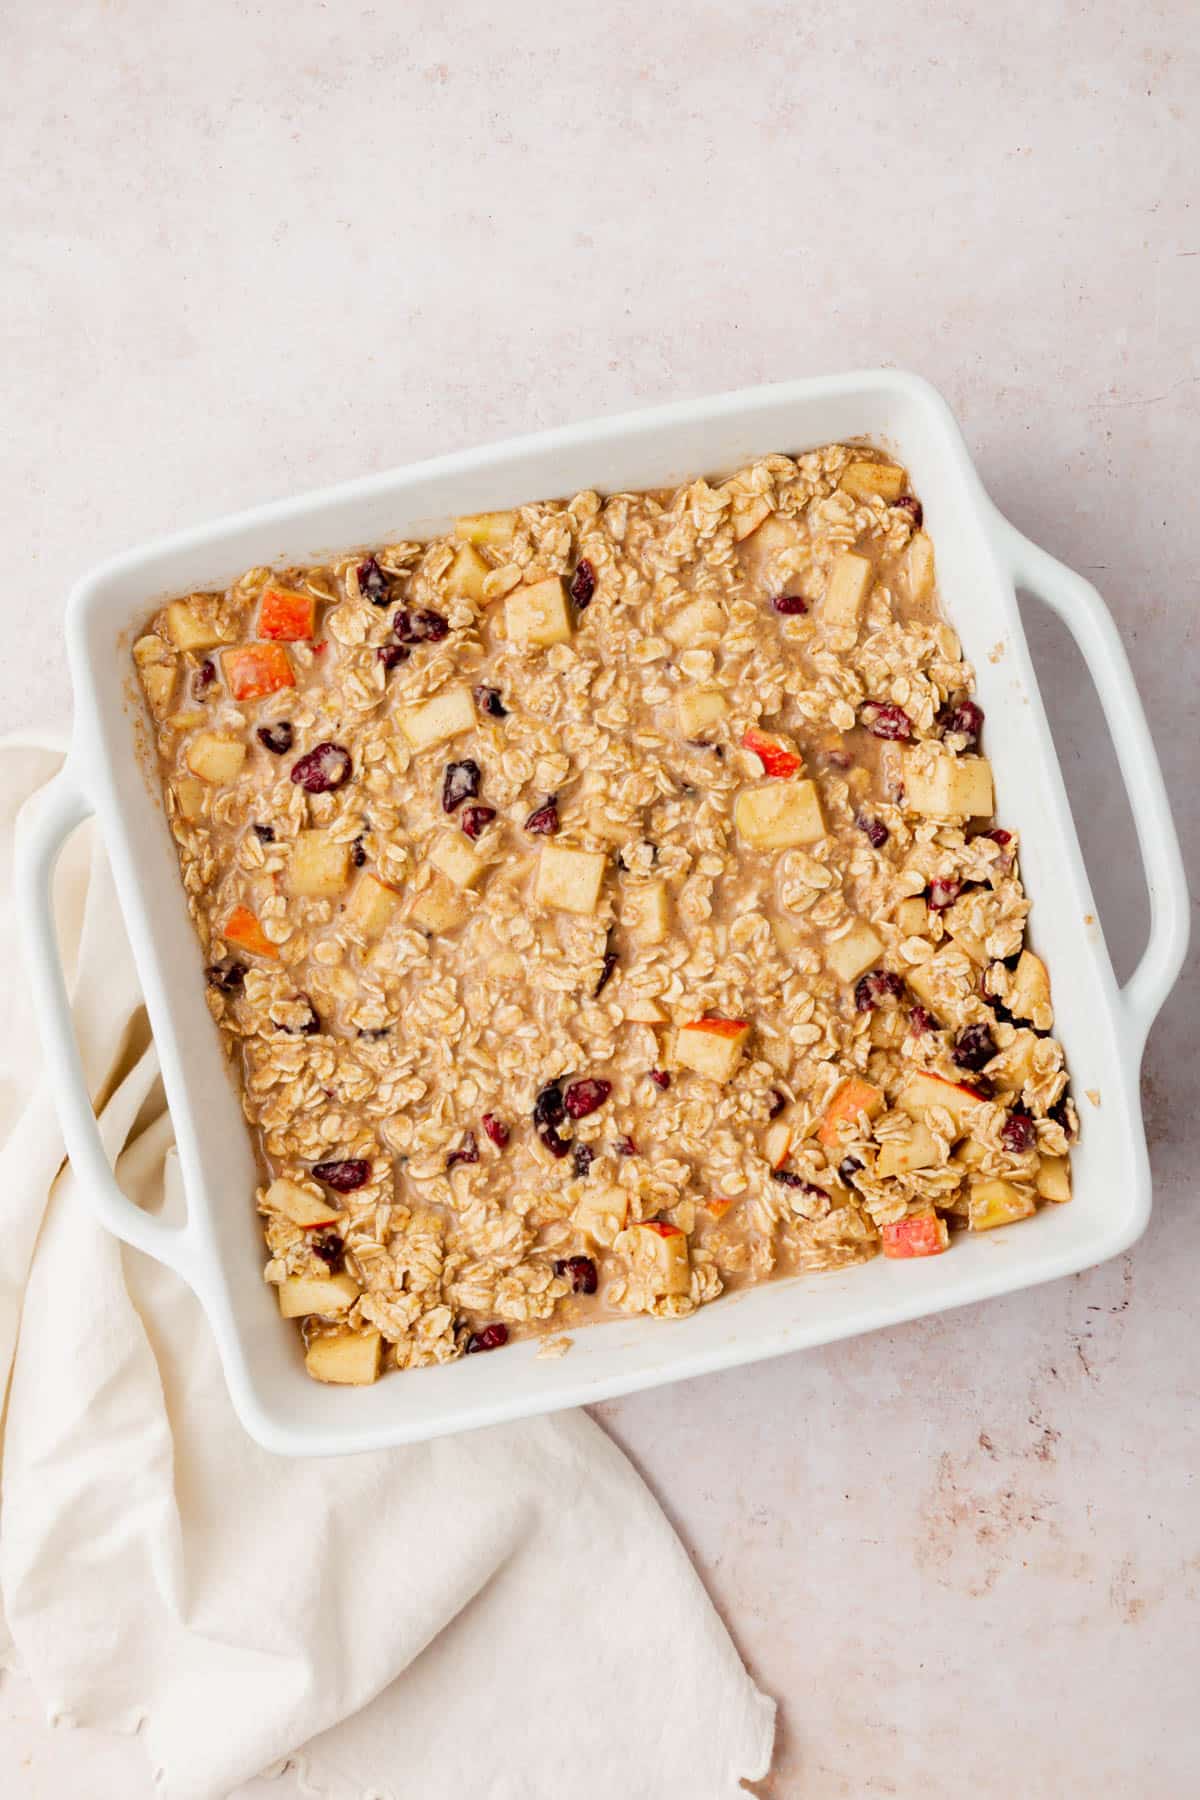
[3,2,1197,1795]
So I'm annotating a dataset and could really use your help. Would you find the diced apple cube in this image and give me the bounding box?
[663,597,726,647]
[222,904,278,960]
[221,643,296,702]
[839,460,908,503]
[991,1031,1038,1092]
[897,1070,989,1133]
[506,576,572,648]
[456,510,517,548]
[629,1220,691,1294]
[734,780,825,849]
[534,844,607,915]
[881,1210,950,1258]
[894,895,930,937]
[742,727,803,779]
[175,775,206,822]
[344,872,401,941]
[821,552,873,627]
[968,1177,1036,1232]
[305,1330,382,1385]
[824,921,884,984]
[622,879,669,946]
[1009,949,1052,1023]
[277,1271,359,1319]
[818,1077,885,1148]
[875,1121,942,1180]
[676,687,728,736]
[903,751,994,819]
[165,597,228,651]
[408,873,468,933]
[186,731,246,784]
[624,996,668,1024]
[132,634,176,716]
[947,918,988,965]
[907,531,936,601]
[729,495,772,541]
[675,1017,750,1083]
[399,686,476,750]
[264,1177,340,1229]
[1035,1156,1071,1203]
[287,830,351,899]
[738,512,801,564]
[572,1184,629,1245]
[428,831,485,889]
[445,543,490,602]
[259,586,317,641]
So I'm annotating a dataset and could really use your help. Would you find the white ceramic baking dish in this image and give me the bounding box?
[16,371,1188,1457]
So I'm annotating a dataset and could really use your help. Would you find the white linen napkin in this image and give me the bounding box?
[0,735,775,1800]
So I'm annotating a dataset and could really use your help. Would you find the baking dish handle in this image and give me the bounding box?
[15,763,192,1274]
[990,512,1189,1048]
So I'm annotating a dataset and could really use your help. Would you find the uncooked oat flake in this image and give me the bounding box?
[134,446,1076,1385]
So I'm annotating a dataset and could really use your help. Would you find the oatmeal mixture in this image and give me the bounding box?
[133,446,1077,1386]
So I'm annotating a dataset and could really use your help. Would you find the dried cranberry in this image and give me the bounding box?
[357,556,391,604]
[613,1134,637,1157]
[351,836,367,866]
[473,684,508,718]
[952,1022,997,1073]
[593,950,618,997]
[771,593,809,615]
[465,1323,508,1354]
[564,1078,612,1120]
[767,1089,788,1119]
[838,1156,863,1184]
[378,643,410,671]
[290,743,352,793]
[311,1232,345,1272]
[533,1082,566,1129]
[205,961,245,994]
[860,702,913,741]
[572,1142,595,1179]
[986,828,1012,847]
[770,1168,807,1188]
[570,559,596,609]
[539,1125,572,1159]
[555,1254,599,1295]
[854,969,905,1012]
[312,1158,370,1192]
[856,813,889,849]
[446,1131,480,1171]
[252,822,275,842]
[394,608,449,644]
[481,1113,510,1148]
[461,804,497,839]
[650,1069,671,1090]
[1001,1111,1036,1154]
[524,798,560,836]
[358,1026,390,1040]
[893,495,923,528]
[257,721,294,755]
[193,659,217,698]
[927,877,962,911]
[280,996,321,1036]
[909,1005,936,1036]
[442,759,481,812]
[938,697,984,747]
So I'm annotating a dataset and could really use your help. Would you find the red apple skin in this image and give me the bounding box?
[742,727,803,779]
[684,1017,749,1039]
[641,1220,682,1238]
[881,1212,949,1259]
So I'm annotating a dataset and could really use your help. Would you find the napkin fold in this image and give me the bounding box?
[0,736,775,1800]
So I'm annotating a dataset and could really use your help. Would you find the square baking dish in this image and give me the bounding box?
[16,371,1188,1456]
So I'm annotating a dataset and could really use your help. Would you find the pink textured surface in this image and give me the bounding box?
[3,2,1196,1794]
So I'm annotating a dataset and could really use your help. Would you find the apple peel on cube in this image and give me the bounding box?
[221,643,296,703]
[222,904,278,959]
[675,1017,750,1084]
[630,1219,691,1294]
[897,1070,990,1133]
[817,1077,884,1148]
[259,587,317,641]
[881,1210,950,1259]
[742,726,803,780]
